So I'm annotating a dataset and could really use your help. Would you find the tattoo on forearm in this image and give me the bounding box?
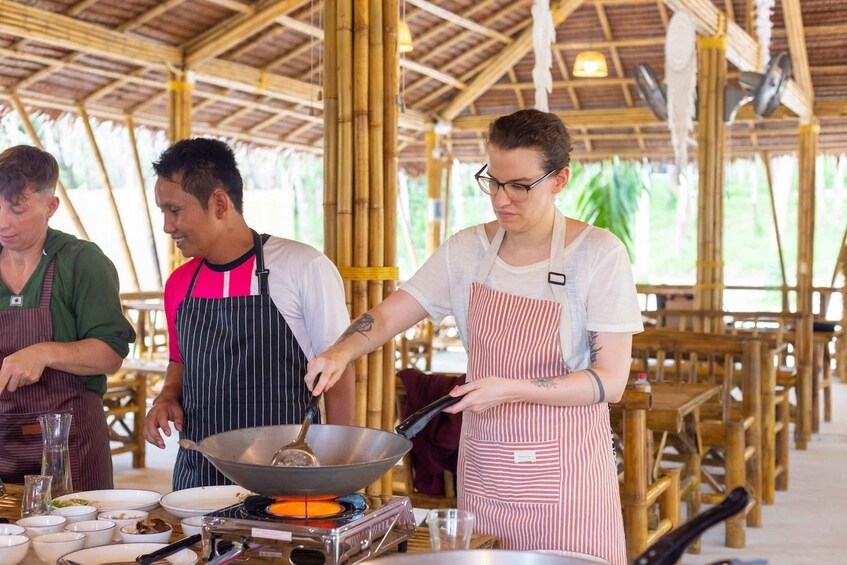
[588,331,601,364]
[338,314,375,343]
[531,376,559,389]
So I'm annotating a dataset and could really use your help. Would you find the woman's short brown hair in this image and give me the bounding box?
[487,109,573,172]
[0,145,59,204]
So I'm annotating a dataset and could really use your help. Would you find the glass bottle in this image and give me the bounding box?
[38,413,74,497]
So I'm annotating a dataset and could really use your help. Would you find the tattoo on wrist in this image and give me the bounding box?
[338,313,375,343]
[588,331,601,364]
[531,376,559,389]
[586,368,605,403]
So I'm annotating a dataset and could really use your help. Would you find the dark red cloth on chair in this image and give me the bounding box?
[398,368,464,496]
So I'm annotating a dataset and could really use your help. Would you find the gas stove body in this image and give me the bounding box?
[201,493,416,564]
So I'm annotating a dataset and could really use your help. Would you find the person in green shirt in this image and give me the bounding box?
[0,145,135,490]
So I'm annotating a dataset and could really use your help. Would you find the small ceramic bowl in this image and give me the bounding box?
[15,515,67,538]
[65,520,115,548]
[119,523,173,544]
[51,505,98,524]
[0,525,26,536]
[180,516,206,537]
[0,535,30,565]
[31,532,86,563]
[98,509,148,542]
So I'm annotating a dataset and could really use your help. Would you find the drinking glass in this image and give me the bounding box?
[427,508,475,550]
[38,413,73,497]
[21,474,53,518]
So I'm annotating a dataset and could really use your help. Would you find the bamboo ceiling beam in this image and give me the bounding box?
[405,0,512,44]
[205,0,254,12]
[780,0,814,101]
[131,91,167,115]
[662,0,812,119]
[216,105,255,128]
[507,69,527,110]
[412,0,511,50]
[66,0,101,17]
[183,0,307,67]
[437,0,587,122]
[0,0,181,66]
[192,58,322,107]
[248,113,284,134]
[555,37,665,49]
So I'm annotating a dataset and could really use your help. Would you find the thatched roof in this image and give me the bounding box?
[0,0,845,168]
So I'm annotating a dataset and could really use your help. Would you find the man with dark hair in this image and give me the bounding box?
[145,137,354,489]
[0,145,135,490]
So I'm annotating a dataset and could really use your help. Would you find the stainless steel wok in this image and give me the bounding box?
[180,393,460,498]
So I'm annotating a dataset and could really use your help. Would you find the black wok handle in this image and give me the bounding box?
[136,534,202,565]
[395,393,463,439]
[633,487,750,565]
[305,389,322,422]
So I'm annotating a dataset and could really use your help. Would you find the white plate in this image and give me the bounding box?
[53,489,162,512]
[160,485,252,518]
[58,542,197,565]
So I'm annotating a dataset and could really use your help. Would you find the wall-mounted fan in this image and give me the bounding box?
[634,52,792,123]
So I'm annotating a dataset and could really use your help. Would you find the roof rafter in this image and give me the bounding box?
[437,0,588,121]
[405,0,512,44]
[183,0,308,67]
[780,0,814,100]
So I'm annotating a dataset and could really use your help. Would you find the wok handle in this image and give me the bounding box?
[633,487,750,565]
[395,393,463,439]
[136,534,201,565]
[305,390,322,422]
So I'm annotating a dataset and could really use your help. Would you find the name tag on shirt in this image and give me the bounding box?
[513,450,537,464]
[10,295,23,307]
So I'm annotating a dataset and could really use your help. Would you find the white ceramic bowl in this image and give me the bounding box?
[0,525,26,536]
[16,515,67,538]
[119,523,173,544]
[0,535,30,565]
[31,532,86,563]
[59,543,197,565]
[51,505,98,524]
[180,516,206,537]
[65,520,115,548]
[98,509,148,541]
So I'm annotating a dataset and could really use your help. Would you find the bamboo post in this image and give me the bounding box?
[760,345,777,504]
[78,106,140,290]
[324,0,339,265]
[381,0,400,495]
[761,152,789,312]
[425,132,444,256]
[795,119,819,449]
[8,95,89,240]
[621,391,652,558]
[166,69,192,274]
[125,114,163,289]
[695,32,727,333]
[337,0,354,319]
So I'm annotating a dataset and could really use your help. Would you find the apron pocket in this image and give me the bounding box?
[461,435,562,504]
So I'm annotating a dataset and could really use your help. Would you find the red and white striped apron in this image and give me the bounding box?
[0,259,113,490]
[458,212,625,564]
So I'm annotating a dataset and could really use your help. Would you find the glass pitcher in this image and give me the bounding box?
[38,413,73,497]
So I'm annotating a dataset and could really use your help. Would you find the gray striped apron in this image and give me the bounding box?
[172,231,313,489]
[0,258,113,490]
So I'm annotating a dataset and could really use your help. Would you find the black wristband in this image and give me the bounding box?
[586,368,605,403]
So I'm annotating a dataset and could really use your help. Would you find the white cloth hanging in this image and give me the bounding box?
[531,0,556,112]
[753,0,776,68]
[665,11,697,180]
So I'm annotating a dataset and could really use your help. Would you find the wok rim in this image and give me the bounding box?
[194,422,412,470]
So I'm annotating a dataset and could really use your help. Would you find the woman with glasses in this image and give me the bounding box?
[306,109,642,563]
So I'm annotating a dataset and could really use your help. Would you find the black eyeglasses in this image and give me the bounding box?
[474,164,558,202]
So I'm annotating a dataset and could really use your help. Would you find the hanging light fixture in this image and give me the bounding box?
[398,20,414,53]
[572,50,608,78]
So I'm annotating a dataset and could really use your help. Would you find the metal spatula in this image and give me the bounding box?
[271,393,322,466]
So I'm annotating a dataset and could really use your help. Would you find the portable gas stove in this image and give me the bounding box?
[201,493,416,564]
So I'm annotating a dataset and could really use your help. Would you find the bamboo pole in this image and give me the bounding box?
[166,69,193,274]
[8,95,89,240]
[795,119,819,449]
[425,132,443,256]
[695,34,727,332]
[78,106,140,290]
[381,0,400,495]
[323,0,339,264]
[760,152,789,311]
[125,114,163,289]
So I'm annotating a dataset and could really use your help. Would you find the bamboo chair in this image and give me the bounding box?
[632,330,763,549]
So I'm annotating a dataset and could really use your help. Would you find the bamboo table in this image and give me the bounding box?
[0,484,498,562]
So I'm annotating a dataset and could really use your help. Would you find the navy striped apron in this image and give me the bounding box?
[0,259,113,490]
[172,231,313,489]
